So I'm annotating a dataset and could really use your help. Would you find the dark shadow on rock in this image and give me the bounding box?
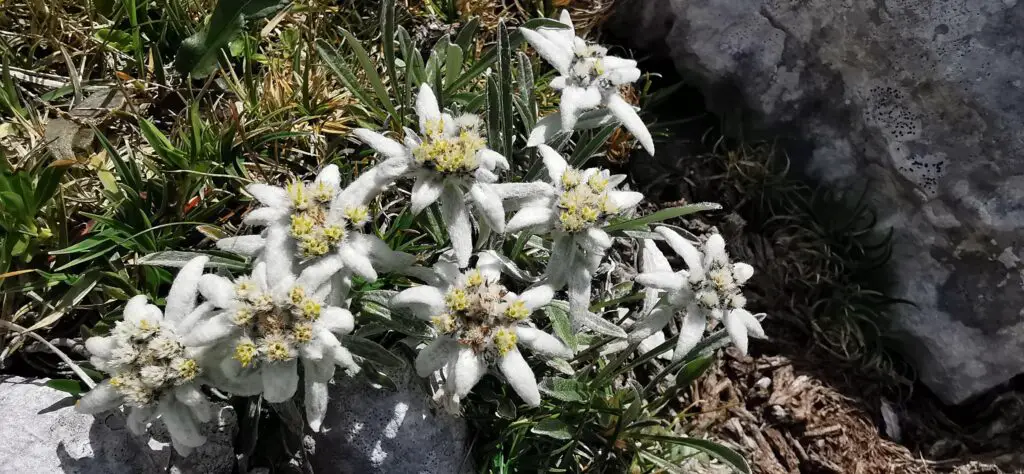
[56,414,167,474]
[38,396,77,414]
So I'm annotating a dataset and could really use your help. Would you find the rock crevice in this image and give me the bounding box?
[610,0,1024,404]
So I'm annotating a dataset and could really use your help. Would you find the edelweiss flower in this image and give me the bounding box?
[630,227,766,359]
[77,257,214,456]
[498,145,643,321]
[183,261,359,431]
[216,164,415,286]
[351,84,509,267]
[521,11,654,155]
[390,253,572,408]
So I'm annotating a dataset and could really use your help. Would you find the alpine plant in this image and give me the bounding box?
[391,252,573,410]
[521,10,654,155]
[498,144,643,322]
[182,260,359,431]
[216,164,415,295]
[631,227,766,359]
[351,84,509,267]
[77,257,215,456]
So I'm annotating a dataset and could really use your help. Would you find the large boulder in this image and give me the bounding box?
[610,0,1024,403]
[0,376,236,473]
[311,366,472,473]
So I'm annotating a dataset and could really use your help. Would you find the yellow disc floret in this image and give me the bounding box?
[234,340,258,367]
[412,116,487,175]
[429,269,537,356]
[493,328,518,356]
[555,168,619,233]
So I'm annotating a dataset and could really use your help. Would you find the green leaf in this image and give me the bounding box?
[397,27,426,88]
[676,356,714,386]
[636,435,751,474]
[46,379,85,396]
[138,118,186,168]
[381,0,399,121]
[544,304,576,350]
[516,51,536,131]
[338,28,398,121]
[173,0,289,77]
[570,123,618,168]
[135,251,247,270]
[604,203,724,232]
[541,377,586,402]
[453,17,479,52]
[497,21,514,160]
[531,419,572,440]
[316,40,379,119]
[444,43,463,87]
[34,166,66,210]
[344,335,406,368]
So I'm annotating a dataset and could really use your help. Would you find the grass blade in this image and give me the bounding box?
[338,27,398,121]
[497,21,514,160]
[315,39,379,120]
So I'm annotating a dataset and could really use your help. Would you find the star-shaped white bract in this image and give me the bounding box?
[497,144,643,323]
[181,260,359,431]
[631,227,766,360]
[390,252,572,409]
[521,10,654,155]
[77,257,215,456]
[216,165,416,291]
[351,84,509,268]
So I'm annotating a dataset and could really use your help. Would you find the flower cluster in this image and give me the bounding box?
[76,10,765,456]
[77,257,213,456]
[631,227,766,358]
[352,85,508,267]
[392,253,570,408]
[500,145,642,322]
[522,11,653,155]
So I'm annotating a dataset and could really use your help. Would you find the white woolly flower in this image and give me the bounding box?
[216,165,415,295]
[390,252,571,409]
[351,84,510,267]
[181,260,359,431]
[495,144,643,323]
[77,257,215,456]
[630,227,766,359]
[522,10,654,155]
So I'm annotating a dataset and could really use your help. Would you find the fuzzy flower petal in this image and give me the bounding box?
[415,337,458,378]
[498,349,541,406]
[447,348,488,399]
[262,359,299,403]
[606,94,654,156]
[75,381,124,415]
[440,184,473,268]
[392,286,447,319]
[216,235,266,256]
[516,327,573,359]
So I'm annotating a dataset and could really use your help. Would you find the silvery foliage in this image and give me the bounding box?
[391,252,570,412]
[521,10,654,155]
[77,257,216,456]
[631,228,766,359]
[77,10,766,454]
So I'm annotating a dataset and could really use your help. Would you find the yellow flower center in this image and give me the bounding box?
[234,341,258,367]
[412,118,487,175]
[556,168,617,233]
[175,359,199,381]
[493,328,518,356]
[283,179,366,259]
[430,270,532,356]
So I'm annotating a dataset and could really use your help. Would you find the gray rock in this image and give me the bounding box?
[311,366,471,474]
[610,0,1024,403]
[0,376,236,474]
